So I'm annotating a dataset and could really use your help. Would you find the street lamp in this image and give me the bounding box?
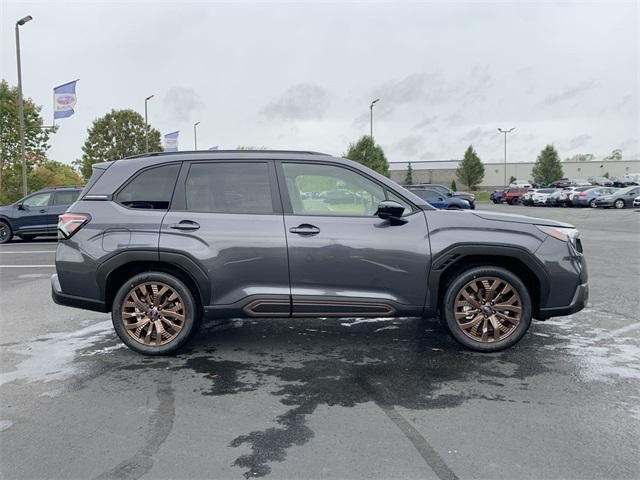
[498,127,515,186]
[15,15,33,197]
[369,98,380,139]
[193,121,200,150]
[144,95,154,153]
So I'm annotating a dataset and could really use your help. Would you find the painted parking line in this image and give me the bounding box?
[0,265,55,268]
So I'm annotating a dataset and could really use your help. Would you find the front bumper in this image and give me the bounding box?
[538,282,589,319]
[51,273,107,312]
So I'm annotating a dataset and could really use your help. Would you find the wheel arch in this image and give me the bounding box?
[428,244,550,319]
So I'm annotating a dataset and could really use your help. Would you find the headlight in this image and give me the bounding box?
[536,225,580,244]
[470,194,476,201]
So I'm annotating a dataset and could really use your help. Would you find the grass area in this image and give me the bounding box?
[473,191,491,202]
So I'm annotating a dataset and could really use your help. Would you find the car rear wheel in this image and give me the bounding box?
[442,266,532,352]
[112,272,200,355]
[614,199,625,209]
[0,221,12,244]
[446,205,461,210]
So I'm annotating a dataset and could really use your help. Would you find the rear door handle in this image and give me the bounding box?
[289,224,320,236]
[169,220,200,231]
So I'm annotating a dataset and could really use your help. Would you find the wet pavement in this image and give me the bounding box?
[1,204,639,479]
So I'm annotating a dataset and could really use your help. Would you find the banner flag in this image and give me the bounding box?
[53,80,78,119]
[164,131,180,152]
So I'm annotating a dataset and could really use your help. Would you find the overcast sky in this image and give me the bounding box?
[1,0,638,164]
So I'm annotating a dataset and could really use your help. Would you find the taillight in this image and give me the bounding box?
[58,213,90,239]
[579,193,587,197]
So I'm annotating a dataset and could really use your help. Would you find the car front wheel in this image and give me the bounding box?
[442,266,532,352]
[614,199,625,209]
[112,272,200,355]
[589,199,597,208]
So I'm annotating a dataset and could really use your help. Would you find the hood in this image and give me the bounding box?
[0,203,13,213]
[452,191,472,198]
[471,210,573,228]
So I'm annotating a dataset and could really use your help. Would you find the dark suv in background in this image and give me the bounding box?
[52,151,588,355]
[0,186,83,244]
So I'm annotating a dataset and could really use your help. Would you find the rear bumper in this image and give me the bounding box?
[51,273,107,312]
[538,282,589,319]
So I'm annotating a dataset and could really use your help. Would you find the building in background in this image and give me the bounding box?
[389,160,640,189]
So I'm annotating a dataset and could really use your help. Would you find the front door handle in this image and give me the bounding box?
[39,209,47,213]
[169,220,200,231]
[289,224,320,236]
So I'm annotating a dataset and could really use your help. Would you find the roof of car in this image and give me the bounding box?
[36,185,84,192]
[124,149,332,160]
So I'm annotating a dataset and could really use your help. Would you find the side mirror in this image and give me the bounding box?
[17,202,25,210]
[447,192,453,197]
[376,200,406,224]
[438,196,445,201]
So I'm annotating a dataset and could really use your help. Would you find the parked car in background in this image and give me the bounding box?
[546,189,566,207]
[532,188,558,206]
[550,178,572,189]
[574,187,619,208]
[594,185,640,209]
[633,196,640,208]
[504,187,529,204]
[0,186,83,244]
[587,176,613,187]
[490,189,505,204]
[406,187,470,209]
[411,184,476,209]
[509,180,533,189]
[571,179,593,187]
[611,176,639,188]
[565,186,595,207]
[521,189,537,206]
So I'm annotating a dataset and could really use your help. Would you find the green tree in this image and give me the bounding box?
[76,109,161,179]
[456,145,485,190]
[531,145,563,185]
[28,159,83,192]
[403,161,414,185]
[0,80,56,204]
[344,135,389,177]
[603,149,622,161]
[509,175,517,184]
[450,179,457,191]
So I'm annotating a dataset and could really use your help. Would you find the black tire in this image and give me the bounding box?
[0,221,12,244]
[589,199,597,208]
[614,199,625,209]
[446,205,461,210]
[441,266,532,352]
[111,271,200,355]
[18,235,36,241]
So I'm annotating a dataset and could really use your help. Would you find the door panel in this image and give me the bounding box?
[284,213,430,313]
[15,192,53,233]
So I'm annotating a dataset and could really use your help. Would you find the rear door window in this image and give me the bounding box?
[116,164,180,210]
[52,190,80,205]
[185,162,275,214]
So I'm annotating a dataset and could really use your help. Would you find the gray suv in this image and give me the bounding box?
[52,150,588,355]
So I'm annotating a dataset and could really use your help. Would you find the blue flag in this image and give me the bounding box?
[53,80,78,119]
[164,131,180,152]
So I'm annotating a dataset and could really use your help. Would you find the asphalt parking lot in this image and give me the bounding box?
[1,204,639,480]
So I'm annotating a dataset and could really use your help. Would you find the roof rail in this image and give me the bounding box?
[123,149,332,160]
[44,185,85,189]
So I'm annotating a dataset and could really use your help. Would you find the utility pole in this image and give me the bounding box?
[144,95,154,153]
[498,127,515,186]
[15,15,33,197]
[193,121,200,150]
[369,98,380,139]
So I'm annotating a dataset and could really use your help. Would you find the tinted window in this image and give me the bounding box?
[282,163,385,217]
[23,192,52,207]
[185,162,273,214]
[116,164,180,209]
[410,189,441,202]
[53,190,80,205]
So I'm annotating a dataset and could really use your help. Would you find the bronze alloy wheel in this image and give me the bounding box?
[453,276,522,343]
[121,281,186,346]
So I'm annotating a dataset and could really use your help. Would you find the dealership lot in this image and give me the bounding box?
[1,205,639,479]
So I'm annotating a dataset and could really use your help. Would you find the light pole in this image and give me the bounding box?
[369,98,380,139]
[15,15,33,197]
[193,121,200,150]
[144,95,154,152]
[498,127,515,186]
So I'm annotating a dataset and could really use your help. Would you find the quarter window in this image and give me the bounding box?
[23,192,52,207]
[282,163,386,217]
[116,164,180,210]
[52,190,80,205]
[185,162,274,214]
